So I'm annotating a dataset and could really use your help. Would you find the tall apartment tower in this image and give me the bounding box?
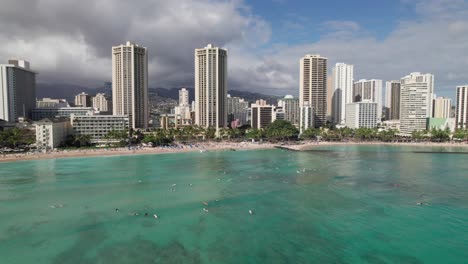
[433,97,451,118]
[386,81,401,120]
[353,79,383,121]
[455,85,468,129]
[400,72,434,135]
[195,44,227,131]
[112,41,148,130]
[332,63,354,125]
[179,88,189,106]
[300,54,327,128]
[0,60,36,122]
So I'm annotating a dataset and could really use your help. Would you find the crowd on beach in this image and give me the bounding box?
[0,141,277,162]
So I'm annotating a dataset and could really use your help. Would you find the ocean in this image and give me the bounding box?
[0,145,467,263]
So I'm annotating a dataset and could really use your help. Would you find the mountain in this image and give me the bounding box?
[36,83,110,101]
[37,84,282,105]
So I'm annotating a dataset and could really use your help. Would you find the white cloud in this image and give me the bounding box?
[0,0,466,99]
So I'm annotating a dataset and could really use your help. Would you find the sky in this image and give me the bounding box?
[1,0,468,99]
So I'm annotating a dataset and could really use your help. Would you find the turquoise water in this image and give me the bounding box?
[0,146,467,263]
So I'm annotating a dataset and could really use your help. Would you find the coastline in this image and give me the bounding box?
[0,142,276,163]
[1,141,467,163]
[282,141,468,151]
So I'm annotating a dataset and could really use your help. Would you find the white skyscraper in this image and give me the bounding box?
[456,85,468,129]
[400,72,434,135]
[179,88,189,106]
[0,60,36,122]
[300,102,314,133]
[195,44,227,131]
[300,54,327,128]
[353,79,383,121]
[433,97,451,118]
[332,63,354,125]
[112,41,148,129]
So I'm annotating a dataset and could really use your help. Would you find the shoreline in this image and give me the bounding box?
[0,142,276,163]
[1,141,467,163]
[282,141,468,151]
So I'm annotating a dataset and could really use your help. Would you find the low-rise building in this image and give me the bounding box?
[35,119,72,149]
[32,107,95,121]
[71,114,129,143]
[251,100,274,129]
[36,98,70,108]
[427,118,456,132]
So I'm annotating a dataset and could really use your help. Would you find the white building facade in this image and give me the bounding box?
[399,72,434,135]
[112,41,148,129]
[332,63,354,125]
[353,79,383,121]
[345,101,378,129]
[433,97,451,118]
[74,92,91,107]
[299,102,315,133]
[35,119,72,149]
[195,44,227,131]
[71,114,129,143]
[92,93,111,113]
[0,60,36,122]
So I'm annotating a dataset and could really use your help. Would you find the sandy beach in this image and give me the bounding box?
[1,141,467,163]
[0,142,277,163]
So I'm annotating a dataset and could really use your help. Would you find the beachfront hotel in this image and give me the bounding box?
[282,95,300,127]
[345,101,378,129]
[299,102,314,133]
[455,85,468,129]
[194,44,227,131]
[299,54,327,128]
[399,72,434,136]
[35,118,72,150]
[70,114,129,143]
[332,63,354,125]
[0,60,36,122]
[353,79,383,122]
[112,41,148,130]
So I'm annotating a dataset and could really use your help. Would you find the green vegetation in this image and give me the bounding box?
[264,120,299,141]
[0,128,35,148]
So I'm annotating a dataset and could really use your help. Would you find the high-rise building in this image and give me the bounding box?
[332,63,354,125]
[112,41,148,129]
[326,76,334,121]
[227,94,249,126]
[195,44,227,131]
[282,95,300,127]
[455,85,468,129]
[386,81,401,120]
[0,60,36,122]
[345,101,378,129]
[179,88,189,106]
[433,97,451,118]
[75,92,92,107]
[353,79,382,121]
[251,100,274,129]
[92,93,112,113]
[399,72,434,135]
[300,54,327,128]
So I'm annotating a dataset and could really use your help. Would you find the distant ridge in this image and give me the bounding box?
[37,84,282,105]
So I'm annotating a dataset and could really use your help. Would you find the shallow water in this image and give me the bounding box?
[0,146,467,263]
